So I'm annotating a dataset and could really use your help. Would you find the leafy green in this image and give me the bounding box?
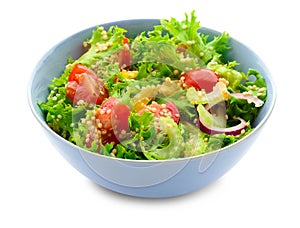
[227,69,267,123]
[132,29,201,76]
[181,122,207,157]
[117,77,161,108]
[237,69,267,101]
[38,66,86,142]
[205,126,253,152]
[207,60,247,89]
[156,88,197,120]
[114,112,155,159]
[143,117,184,160]
[76,26,127,67]
[129,111,155,132]
[206,31,230,56]
[160,10,229,64]
[115,143,145,160]
[105,74,133,98]
[119,113,185,160]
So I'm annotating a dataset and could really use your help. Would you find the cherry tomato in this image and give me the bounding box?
[66,64,108,104]
[95,97,131,145]
[181,68,219,93]
[138,101,180,124]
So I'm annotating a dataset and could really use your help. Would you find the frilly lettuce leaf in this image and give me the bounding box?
[237,69,267,101]
[38,64,86,142]
[156,88,197,120]
[131,26,202,76]
[114,112,155,159]
[180,122,207,157]
[227,69,267,123]
[76,26,127,67]
[207,60,247,90]
[143,117,184,160]
[160,10,230,64]
[118,113,184,160]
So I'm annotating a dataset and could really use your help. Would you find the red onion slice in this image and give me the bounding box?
[231,92,264,107]
[199,116,248,136]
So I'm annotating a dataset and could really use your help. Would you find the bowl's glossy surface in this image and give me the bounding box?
[28,19,276,198]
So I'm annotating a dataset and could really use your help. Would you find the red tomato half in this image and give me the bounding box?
[138,101,180,124]
[66,64,108,104]
[181,68,219,93]
[95,97,131,145]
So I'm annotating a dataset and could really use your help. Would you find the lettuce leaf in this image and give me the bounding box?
[131,26,201,76]
[160,10,230,64]
[38,90,87,143]
[76,26,127,67]
[38,65,87,142]
[119,113,185,160]
[156,88,197,120]
[226,69,267,123]
[181,122,207,157]
[207,60,247,90]
[114,112,155,159]
[143,117,184,160]
[237,69,267,101]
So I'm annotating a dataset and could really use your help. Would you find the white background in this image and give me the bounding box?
[1,0,299,227]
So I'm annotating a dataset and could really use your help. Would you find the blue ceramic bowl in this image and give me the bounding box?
[28,19,276,198]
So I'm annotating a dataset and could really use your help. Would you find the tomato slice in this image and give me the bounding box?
[112,102,131,138]
[66,64,108,104]
[68,64,90,82]
[94,97,131,145]
[181,68,219,93]
[138,101,180,123]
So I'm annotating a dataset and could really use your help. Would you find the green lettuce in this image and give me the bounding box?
[207,60,247,90]
[38,64,86,142]
[76,26,127,67]
[227,69,267,123]
[73,116,114,156]
[160,10,230,64]
[156,88,197,120]
[237,69,267,101]
[131,26,201,77]
[143,117,184,160]
[114,111,156,159]
[118,114,185,160]
[180,122,207,157]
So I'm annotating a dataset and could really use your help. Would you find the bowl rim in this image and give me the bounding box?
[28,19,277,164]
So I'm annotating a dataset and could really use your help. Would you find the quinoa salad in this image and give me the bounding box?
[38,11,267,160]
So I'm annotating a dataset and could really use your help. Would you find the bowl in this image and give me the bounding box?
[28,19,276,198]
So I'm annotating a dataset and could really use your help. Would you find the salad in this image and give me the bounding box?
[38,11,267,160]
